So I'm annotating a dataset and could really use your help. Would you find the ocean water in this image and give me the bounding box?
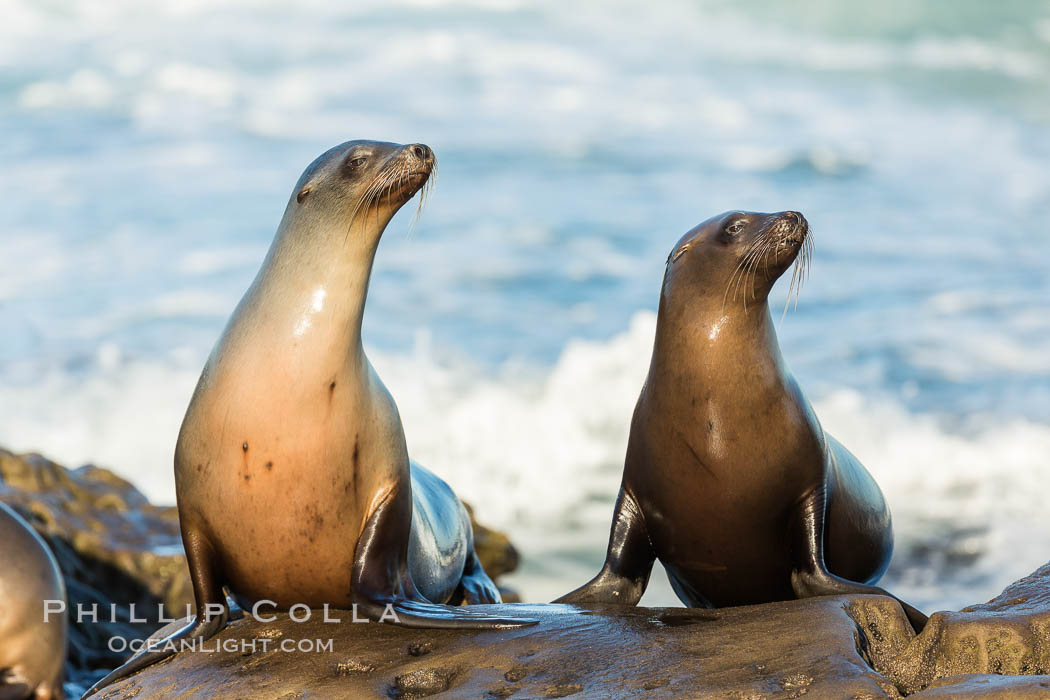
[2,0,1049,611]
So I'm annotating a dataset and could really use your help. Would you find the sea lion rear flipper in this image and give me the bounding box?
[454,551,502,605]
[789,486,929,633]
[352,488,537,629]
[81,528,230,698]
[554,486,655,605]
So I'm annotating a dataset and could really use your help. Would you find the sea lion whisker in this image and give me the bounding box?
[744,237,778,310]
[363,163,398,222]
[347,169,392,234]
[782,228,814,319]
[378,164,403,222]
[724,240,766,313]
[738,242,770,312]
[345,175,389,243]
[721,253,751,312]
[797,239,809,306]
[792,232,813,310]
[367,170,391,223]
[731,238,767,291]
[384,174,402,222]
[739,246,764,309]
[753,237,778,296]
[737,238,772,302]
[801,233,813,303]
[724,251,753,306]
[366,173,386,222]
[743,248,765,310]
[413,162,435,228]
[781,255,800,321]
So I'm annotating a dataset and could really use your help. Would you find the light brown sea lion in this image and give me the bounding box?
[0,501,67,700]
[555,210,927,632]
[84,140,535,697]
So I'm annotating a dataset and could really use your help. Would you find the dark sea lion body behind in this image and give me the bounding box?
[0,501,66,700]
[557,210,926,631]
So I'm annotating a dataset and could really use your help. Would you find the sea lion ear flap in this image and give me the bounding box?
[296,186,312,203]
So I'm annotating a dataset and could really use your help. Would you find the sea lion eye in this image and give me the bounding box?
[347,156,368,169]
[725,219,746,236]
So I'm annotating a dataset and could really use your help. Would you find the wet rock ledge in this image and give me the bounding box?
[4,448,1050,698]
[87,590,1050,699]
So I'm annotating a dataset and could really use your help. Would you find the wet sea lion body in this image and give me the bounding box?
[557,210,927,631]
[0,501,66,700]
[85,140,534,697]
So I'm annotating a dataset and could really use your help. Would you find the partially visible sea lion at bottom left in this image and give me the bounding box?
[0,501,67,700]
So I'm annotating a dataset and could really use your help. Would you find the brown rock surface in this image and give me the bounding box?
[85,580,1050,699]
[908,674,1050,698]
[873,561,1050,694]
[80,567,1050,699]
[88,599,904,699]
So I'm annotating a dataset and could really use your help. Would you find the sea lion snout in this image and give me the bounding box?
[771,211,808,243]
[396,142,435,178]
[406,143,434,165]
[349,141,436,209]
[390,142,435,193]
[757,211,809,268]
[783,210,807,229]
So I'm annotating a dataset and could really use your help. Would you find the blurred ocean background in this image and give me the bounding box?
[1,0,1049,611]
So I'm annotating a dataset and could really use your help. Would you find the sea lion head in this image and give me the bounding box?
[285,140,436,235]
[663,210,811,309]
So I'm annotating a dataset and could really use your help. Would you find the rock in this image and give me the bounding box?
[909,674,1050,698]
[84,599,905,698]
[394,667,457,696]
[81,564,1050,699]
[0,448,522,696]
[872,561,1050,694]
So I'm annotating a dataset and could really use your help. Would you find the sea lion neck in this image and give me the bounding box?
[234,208,394,373]
[649,293,785,394]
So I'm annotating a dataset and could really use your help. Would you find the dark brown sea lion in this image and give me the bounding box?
[555,210,927,632]
[84,140,535,698]
[0,501,67,700]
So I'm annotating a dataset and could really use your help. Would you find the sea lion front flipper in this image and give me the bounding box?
[788,486,929,633]
[351,488,537,629]
[554,486,655,605]
[81,528,230,698]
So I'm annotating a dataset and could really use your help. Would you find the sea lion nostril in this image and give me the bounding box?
[410,144,428,160]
